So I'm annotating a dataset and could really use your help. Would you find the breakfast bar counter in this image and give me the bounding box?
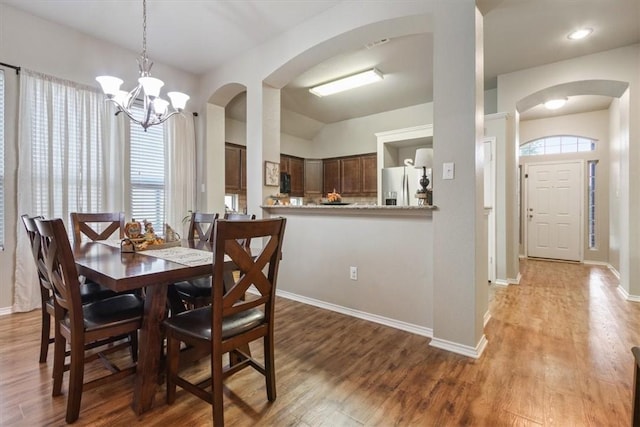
[262,204,436,217]
[261,203,434,336]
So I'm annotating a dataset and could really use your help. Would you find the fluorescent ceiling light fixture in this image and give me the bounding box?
[309,68,383,97]
[568,28,593,40]
[544,98,568,110]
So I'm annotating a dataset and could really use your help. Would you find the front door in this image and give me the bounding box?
[526,161,582,261]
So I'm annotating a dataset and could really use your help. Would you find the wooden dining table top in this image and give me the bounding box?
[73,239,215,293]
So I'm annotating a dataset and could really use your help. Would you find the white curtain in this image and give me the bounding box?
[165,113,197,238]
[14,70,123,312]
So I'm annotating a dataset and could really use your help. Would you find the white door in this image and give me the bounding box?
[526,161,582,261]
[483,138,496,283]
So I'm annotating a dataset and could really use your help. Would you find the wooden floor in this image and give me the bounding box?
[1,258,638,426]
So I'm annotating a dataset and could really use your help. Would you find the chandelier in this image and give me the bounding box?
[96,0,189,130]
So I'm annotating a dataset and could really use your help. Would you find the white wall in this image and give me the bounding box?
[0,3,201,310]
[267,209,433,332]
[609,99,622,273]
[519,109,610,263]
[311,103,434,158]
[225,117,315,159]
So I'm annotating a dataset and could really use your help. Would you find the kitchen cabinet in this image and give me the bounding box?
[340,157,362,196]
[323,153,377,196]
[304,159,323,195]
[323,158,341,195]
[279,155,289,174]
[361,153,377,195]
[225,144,246,193]
[280,154,304,197]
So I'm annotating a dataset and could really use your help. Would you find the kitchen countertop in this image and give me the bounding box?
[261,204,436,216]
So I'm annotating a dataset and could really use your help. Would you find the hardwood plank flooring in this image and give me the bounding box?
[1,259,637,426]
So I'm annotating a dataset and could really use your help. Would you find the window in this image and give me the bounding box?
[588,160,597,249]
[130,104,165,229]
[224,194,238,212]
[0,70,4,249]
[27,72,105,221]
[520,135,596,157]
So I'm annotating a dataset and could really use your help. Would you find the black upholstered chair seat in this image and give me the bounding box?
[164,306,265,341]
[61,294,144,331]
[174,277,212,299]
[79,281,118,303]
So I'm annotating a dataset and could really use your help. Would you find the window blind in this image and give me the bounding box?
[130,105,165,231]
[0,70,5,249]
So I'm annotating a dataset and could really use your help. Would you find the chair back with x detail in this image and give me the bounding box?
[164,217,286,426]
[21,214,54,363]
[188,212,219,242]
[70,212,125,243]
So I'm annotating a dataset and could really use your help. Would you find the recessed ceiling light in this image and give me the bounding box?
[568,28,593,40]
[544,98,568,110]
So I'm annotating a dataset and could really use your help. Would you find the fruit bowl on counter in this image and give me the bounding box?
[322,189,350,205]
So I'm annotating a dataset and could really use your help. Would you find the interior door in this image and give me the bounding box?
[483,138,496,282]
[526,161,582,261]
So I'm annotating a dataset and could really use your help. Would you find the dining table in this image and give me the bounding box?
[72,239,222,415]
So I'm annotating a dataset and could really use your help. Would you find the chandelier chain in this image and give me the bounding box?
[142,0,147,58]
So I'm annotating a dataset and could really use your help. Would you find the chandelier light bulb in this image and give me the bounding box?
[113,90,132,106]
[168,92,190,111]
[153,98,169,115]
[95,76,123,97]
[139,76,164,98]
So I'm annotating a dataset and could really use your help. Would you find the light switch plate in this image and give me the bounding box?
[443,162,455,180]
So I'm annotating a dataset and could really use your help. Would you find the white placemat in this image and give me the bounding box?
[140,246,213,267]
[97,239,213,267]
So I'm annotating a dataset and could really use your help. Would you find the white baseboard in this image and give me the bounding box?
[608,264,621,280]
[274,289,433,338]
[617,285,640,302]
[0,306,13,316]
[494,272,521,286]
[583,260,609,266]
[430,334,488,359]
[483,310,491,327]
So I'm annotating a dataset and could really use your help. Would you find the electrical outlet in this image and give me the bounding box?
[350,266,358,280]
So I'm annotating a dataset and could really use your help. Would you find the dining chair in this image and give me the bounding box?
[35,218,144,424]
[21,214,118,363]
[164,217,286,427]
[188,211,219,242]
[171,212,220,312]
[223,212,256,250]
[70,211,125,243]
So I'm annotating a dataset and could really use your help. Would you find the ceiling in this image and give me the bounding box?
[4,0,639,135]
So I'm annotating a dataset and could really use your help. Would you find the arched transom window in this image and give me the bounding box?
[520,135,596,157]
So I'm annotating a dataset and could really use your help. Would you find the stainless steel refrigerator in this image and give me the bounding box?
[381,166,430,206]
